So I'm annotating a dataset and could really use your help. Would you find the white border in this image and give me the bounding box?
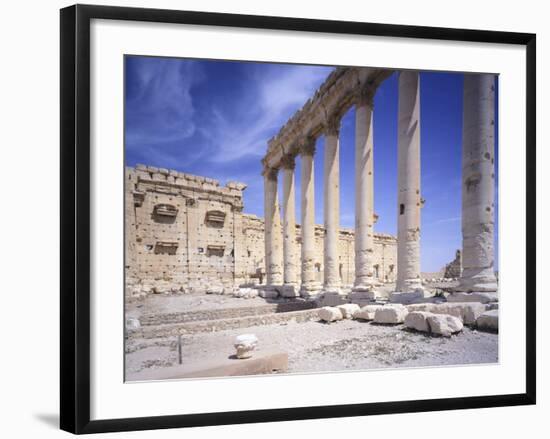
[90,19,526,420]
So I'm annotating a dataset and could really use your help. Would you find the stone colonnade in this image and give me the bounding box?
[261,67,497,299]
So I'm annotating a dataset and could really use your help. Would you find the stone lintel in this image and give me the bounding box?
[263,67,394,169]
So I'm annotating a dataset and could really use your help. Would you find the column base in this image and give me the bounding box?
[259,286,280,299]
[349,290,377,303]
[300,282,322,299]
[352,277,377,292]
[280,284,300,298]
[395,279,424,294]
[455,278,498,293]
[323,284,342,295]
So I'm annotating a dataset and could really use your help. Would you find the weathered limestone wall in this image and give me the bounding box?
[125,165,247,295]
[126,165,397,297]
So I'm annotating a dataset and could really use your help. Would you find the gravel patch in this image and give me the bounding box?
[125,318,498,379]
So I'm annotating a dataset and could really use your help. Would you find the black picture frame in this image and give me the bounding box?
[60,4,536,434]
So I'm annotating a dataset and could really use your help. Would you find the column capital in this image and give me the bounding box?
[356,86,375,108]
[324,113,341,136]
[262,166,278,181]
[280,153,296,170]
[299,136,316,156]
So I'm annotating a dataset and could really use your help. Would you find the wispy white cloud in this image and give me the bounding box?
[125,58,204,149]
[203,64,333,163]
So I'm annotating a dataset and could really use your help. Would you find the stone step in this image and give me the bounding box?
[139,301,316,326]
[129,308,320,339]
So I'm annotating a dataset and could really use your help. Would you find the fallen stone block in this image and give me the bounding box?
[206,285,224,295]
[318,306,344,323]
[337,303,361,319]
[353,305,383,321]
[406,303,436,313]
[233,287,259,299]
[476,310,499,332]
[439,302,486,325]
[374,304,408,324]
[404,311,432,332]
[427,314,463,337]
[153,284,171,294]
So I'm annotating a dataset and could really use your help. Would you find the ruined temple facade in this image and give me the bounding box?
[125,165,397,296]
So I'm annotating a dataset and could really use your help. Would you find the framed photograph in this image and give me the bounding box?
[60,4,536,434]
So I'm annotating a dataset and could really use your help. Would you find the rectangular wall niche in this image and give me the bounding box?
[133,190,145,207]
[154,203,178,217]
[205,210,226,227]
[207,245,225,257]
[154,241,178,255]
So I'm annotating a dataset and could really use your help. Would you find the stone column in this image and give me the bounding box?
[263,167,283,289]
[396,71,423,293]
[351,91,377,301]
[280,154,299,297]
[300,137,320,297]
[456,74,498,293]
[323,117,341,294]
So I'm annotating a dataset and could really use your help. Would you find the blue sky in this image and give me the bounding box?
[125,56,499,272]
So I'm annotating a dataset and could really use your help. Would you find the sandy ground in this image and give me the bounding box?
[126,317,498,380]
[126,294,273,320]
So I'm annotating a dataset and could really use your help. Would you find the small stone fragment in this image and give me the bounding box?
[427,314,463,337]
[476,310,498,332]
[234,334,258,359]
[337,304,361,319]
[206,285,224,295]
[318,306,344,323]
[374,304,408,324]
[404,311,432,332]
[353,305,383,321]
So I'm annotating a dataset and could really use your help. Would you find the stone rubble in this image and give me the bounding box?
[231,288,259,299]
[406,302,486,325]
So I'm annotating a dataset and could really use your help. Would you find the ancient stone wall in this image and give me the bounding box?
[125,165,397,297]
